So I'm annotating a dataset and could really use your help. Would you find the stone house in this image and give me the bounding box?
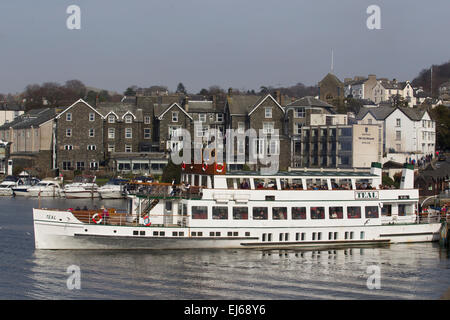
[224,93,290,171]
[318,73,345,105]
[55,99,104,173]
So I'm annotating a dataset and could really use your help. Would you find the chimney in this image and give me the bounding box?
[183,96,189,112]
[274,90,281,104]
[368,74,376,81]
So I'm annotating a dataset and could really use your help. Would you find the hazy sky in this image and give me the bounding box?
[0,0,449,94]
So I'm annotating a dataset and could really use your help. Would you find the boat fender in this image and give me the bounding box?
[143,215,151,226]
[92,213,103,224]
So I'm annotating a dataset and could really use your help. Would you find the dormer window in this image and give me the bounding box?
[172,111,179,122]
[265,107,272,118]
[89,113,95,121]
[125,115,133,123]
[108,115,116,123]
[199,114,206,122]
[66,113,72,121]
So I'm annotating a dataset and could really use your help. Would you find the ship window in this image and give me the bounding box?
[365,206,379,218]
[334,232,338,240]
[381,204,392,216]
[302,233,306,241]
[329,232,333,240]
[398,204,406,216]
[265,196,275,201]
[192,206,208,219]
[285,233,289,241]
[268,233,272,241]
[292,207,306,220]
[179,232,184,236]
[329,206,343,219]
[140,231,145,236]
[210,232,215,237]
[317,232,322,240]
[310,207,325,219]
[233,207,248,220]
[245,232,250,237]
[153,231,158,236]
[262,234,266,241]
[192,232,197,236]
[312,232,316,240]
[212,206,228,219]
[347,207,361,219]
[133,230,138,235]
[160,231,165,236]
[173,231,178,236]
[360,231,365,239]
[350,232,354,239]
[233,232,238,237]
[279,233,283,241]
[253,207,268,220]
[272,207,287,220]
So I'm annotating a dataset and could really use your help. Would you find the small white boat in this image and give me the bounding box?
[98,178,128,199]
[63,175,99,199]
[27,179,62,197]
[0,176,18,196]
[12,177,41,196]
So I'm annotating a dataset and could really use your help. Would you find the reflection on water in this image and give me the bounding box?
[0,197,449,299]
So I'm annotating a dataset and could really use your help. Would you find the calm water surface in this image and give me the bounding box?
[0,197,449,300]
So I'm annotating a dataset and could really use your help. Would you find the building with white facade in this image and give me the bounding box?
[356,106,435,164]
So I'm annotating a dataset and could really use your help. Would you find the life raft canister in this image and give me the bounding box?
[92,213,103,224]
[215,162,224,173]
[143,215,151,226]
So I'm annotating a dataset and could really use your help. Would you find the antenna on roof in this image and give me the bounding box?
[331,49,334,72]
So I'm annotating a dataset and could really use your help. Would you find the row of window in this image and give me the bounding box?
[107,128,151,139]
[64,145,97,151]
[191,206,381,220]
[66,112,140,124]
[65,128,151,139]
[262,231,365,242]
[131,230,251,237]
[62,161,98,171]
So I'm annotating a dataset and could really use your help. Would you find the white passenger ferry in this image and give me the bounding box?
[32,162,443,250]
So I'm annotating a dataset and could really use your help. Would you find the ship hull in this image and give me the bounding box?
[33,208,442,250]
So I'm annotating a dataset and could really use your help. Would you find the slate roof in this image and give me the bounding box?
[0,108,56,130]
[96,102,142,120]
[226,95,262,115]
[356,106,429,121]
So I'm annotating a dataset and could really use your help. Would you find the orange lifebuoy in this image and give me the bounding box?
[92,213,102,224]
[143,216,151,226]
[215,163,224,173]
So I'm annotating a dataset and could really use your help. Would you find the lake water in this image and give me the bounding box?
[0,197,449,300]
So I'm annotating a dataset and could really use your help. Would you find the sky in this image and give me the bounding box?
[0,0,449,95]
